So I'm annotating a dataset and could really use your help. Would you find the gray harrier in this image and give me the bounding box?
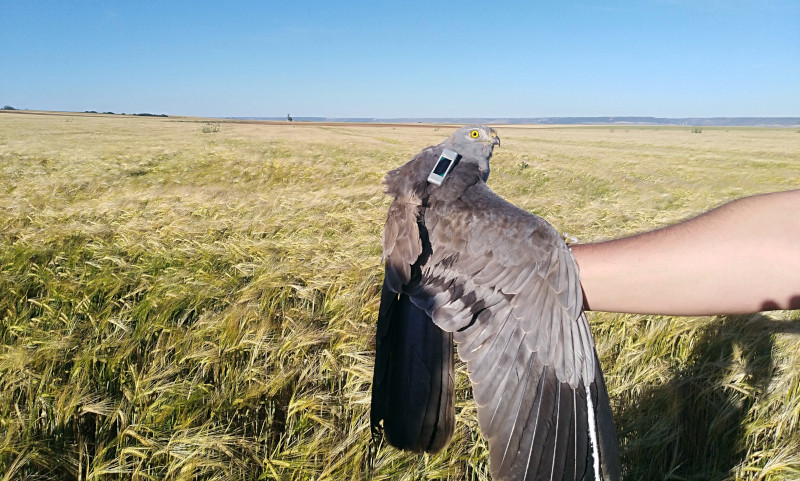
[371,125,620,481]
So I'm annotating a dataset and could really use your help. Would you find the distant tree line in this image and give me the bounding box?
[84,110,168,117]
[1,106,168,117]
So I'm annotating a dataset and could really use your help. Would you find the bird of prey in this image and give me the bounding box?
[371,125,620,480]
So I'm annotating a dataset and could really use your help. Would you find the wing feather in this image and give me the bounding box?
[490,351,538,474]
[409,180,620,480]
[465,308,520,387]
[456,305,510,364]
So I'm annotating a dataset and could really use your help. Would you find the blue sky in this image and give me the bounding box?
[2,1,798,118]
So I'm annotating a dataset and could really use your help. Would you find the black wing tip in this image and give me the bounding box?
[590,366,622,481]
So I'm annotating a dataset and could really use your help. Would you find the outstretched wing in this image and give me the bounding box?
[406,181,620,481]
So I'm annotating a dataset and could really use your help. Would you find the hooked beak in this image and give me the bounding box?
[490,130,501,146]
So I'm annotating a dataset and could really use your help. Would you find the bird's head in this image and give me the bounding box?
[445,125,500,181]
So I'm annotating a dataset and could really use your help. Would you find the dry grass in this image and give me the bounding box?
[0,111,799,480]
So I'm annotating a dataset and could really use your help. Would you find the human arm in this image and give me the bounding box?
[571,189,800,315]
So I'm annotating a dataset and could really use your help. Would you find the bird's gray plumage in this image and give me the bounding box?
[371,125,620,480]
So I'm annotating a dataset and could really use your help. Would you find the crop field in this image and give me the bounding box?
[0,110,799,480]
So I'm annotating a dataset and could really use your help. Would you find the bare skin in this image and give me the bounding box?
[572,189,800,315]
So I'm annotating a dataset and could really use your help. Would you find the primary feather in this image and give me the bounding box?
[370,125,620,480]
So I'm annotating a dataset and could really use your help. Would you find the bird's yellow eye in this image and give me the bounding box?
[470,130,480,138]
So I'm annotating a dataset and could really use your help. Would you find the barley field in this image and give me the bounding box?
[1,110,798,480]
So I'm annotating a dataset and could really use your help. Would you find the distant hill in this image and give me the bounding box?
[232,116,800,127]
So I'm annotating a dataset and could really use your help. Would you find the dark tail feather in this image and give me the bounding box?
[371,285,455,453]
